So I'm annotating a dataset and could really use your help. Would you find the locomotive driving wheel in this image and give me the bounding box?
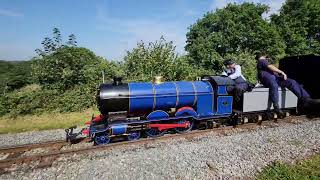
[94,132,111,145]
[174,119,194,133]
[127,131,141,141]
[145,128,167,138]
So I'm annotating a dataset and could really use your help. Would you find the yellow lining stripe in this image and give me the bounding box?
[206,81,215,113]
[152,83,156,110]
[128,83,131,113]
[173,82,179,108]
[191,82,197,106]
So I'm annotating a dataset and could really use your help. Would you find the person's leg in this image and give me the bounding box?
[234,82,248,102]
[277,78,310,99]
[278,78,320,112]
[259,72,280,109]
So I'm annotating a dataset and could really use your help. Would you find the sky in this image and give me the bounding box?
[0,0,285,61]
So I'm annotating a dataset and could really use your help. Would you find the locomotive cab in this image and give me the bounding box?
[201,76,234,115]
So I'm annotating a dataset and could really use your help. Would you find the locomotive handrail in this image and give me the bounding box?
[100,92,215,99]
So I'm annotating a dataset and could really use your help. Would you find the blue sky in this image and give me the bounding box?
[0,0,285,61]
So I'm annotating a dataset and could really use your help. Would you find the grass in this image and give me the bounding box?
[257,154,320,180]
[0,108,100,134]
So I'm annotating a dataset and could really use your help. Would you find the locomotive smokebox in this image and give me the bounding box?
[97,78,129,114]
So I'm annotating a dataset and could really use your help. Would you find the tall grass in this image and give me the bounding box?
[257,154,320,179]
[0,108,99,134]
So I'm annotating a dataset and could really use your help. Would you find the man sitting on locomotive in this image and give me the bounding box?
[255,52,320,113]
[221,59,250,102]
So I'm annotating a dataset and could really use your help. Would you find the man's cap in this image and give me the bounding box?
[223,59,235,66]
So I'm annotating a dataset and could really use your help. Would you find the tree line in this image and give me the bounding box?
[1,0,319,117]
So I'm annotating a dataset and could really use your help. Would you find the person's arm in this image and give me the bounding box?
[267,65,287,80]
[221,71,228,76]
[228,65,242,80]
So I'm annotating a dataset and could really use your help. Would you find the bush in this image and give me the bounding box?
[2,87,54,117]
[49,85,95,112]
[0,84,95,117]
[0,60,32,93]
[32,47,102,90]
[124,37,209,82]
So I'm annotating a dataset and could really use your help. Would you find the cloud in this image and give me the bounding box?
[0,9,23,17]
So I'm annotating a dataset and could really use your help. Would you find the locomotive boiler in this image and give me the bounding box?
[97,77,233,118]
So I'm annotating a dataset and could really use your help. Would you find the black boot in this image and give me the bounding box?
[273,106,284,120]
[298,98,320,113]
[273,105,283,114]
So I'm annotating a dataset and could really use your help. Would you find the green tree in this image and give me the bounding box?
[32,47,108,90]
[0,61,32,93]
[185,3,285,72]
[67,34,77,47]
[124,37,177,81]
[170,55,212,81]
[271,0,320,56]
[124,37,208,82]
[35,28,77,56]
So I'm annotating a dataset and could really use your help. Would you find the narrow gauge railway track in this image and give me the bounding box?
[0,140,68,156]
[0,116,309,174]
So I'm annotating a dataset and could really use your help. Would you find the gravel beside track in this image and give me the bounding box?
[1,118,320,179]
[0,127,86,148]
[0,130,65,148]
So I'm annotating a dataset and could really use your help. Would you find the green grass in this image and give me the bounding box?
[257,154,320,180]
[0,108,99,134]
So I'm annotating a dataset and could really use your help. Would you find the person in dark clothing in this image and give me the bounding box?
[221,59,249,102]
[255,53,319,113]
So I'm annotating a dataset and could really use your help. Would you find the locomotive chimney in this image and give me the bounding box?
[113,77,123,86]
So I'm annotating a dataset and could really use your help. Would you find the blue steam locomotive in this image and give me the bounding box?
[66,75,298,145]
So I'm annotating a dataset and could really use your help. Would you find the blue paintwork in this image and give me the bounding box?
[129,83,154,112]
[94,134,111,145]
[154,82,177,109]
[216,96,233,114]
[145,128,166,137]
[147,110,169,120]
[127,131,141,141]
[89,126,108,137]
[89,77,238,141]
[128,81,215,116]
[175,82,196,108]
[194,81,215,117]
[88,113,231,137]
[217,86,228,95]
[111,124,127,135]
[175,108,197,117]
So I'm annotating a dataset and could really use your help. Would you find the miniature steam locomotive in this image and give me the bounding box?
[66,75,297,145]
